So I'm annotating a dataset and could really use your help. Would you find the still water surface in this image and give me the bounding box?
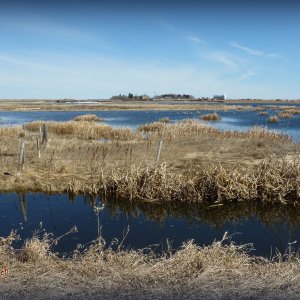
[1,192,300,257]
[0,107,299,141]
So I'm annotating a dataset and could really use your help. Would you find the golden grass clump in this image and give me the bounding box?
[268,116,279,123]
[137,121,166,133]
[277,112,293,118]
[137,119,218,139]
[258,111,268,115]
[246,127,291,142]
[0,126,24,138]
[157,117,170,123]
[200,112,221,121]
[72,114,102,122]
[24,121,137,140]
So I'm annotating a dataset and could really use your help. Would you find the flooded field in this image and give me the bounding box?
[1,192,300,257]
[0,105,300,140]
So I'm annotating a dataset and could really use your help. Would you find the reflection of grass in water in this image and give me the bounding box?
[101,197,300,229]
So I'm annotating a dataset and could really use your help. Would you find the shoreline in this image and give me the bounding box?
[0,99,299,112]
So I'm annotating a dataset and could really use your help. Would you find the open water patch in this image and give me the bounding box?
[1,193,300,257]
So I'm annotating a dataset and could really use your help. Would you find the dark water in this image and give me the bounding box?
[0,106,300,141]
[1,192,300,257]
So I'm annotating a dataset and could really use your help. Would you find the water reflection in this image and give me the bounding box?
[4,193,300,256]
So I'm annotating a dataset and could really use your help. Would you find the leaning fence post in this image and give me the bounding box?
[156,139,163,162]
[41,124,48,145]
[19,140,26,173]
[36,136,41,158]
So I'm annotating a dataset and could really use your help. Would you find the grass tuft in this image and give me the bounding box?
[200,112,221,121]
[72,114,102,122]
[268,116,279,123]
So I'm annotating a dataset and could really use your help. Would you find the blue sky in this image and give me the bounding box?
[0,0,299,99]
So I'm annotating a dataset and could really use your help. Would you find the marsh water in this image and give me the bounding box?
[1,192,300,257]
[0,103,300,141]
[0,103,300,257]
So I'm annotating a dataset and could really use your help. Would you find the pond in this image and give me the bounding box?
[0,107,299,141]
[1,192,300,258]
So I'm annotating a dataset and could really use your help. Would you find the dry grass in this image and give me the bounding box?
[259,111,268,115]
[0,126,24,138]
[2,230,300,299]
[72,114,103,122]
[200,112,221,121]
[278,112,294,118]
[0,120,297,203]
[24,121,138,140]
[137,120,291,142]
[65,157,300,204]
[268,116,279,123]
[157,117,170,123]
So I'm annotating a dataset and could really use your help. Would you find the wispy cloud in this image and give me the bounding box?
[184,35,206,44]
[237,70,257,81]
[230,41,278,58]
[209,52,238,69]
[0,54,59,70]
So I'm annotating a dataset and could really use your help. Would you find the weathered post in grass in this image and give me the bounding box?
[36,136,41,158]
[41,124,48,145]
[19,140,25,173]
[156,139,163,162]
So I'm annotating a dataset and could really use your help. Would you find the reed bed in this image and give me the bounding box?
[138,120,291,142]
[72,114,103,122]
[137,119,217,133]
[66,157,300,204]
[2,230,300,299]
[200,112,221,121]
[24,121,138,140]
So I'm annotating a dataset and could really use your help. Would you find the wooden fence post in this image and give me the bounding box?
[36,136,41,158]
[156,139,163,162]
[41,124,48,145]
[19,140,25,173]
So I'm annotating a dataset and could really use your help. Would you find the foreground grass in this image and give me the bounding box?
[1,230,300,299]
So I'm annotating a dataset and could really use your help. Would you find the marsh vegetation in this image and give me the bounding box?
[1,112,300,299]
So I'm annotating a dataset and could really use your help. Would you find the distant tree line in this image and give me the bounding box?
[153,94,195,100]
[110,93,151,100]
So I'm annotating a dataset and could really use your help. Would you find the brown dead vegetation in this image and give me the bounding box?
[1,230,300,299]
[0,120,298,204]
